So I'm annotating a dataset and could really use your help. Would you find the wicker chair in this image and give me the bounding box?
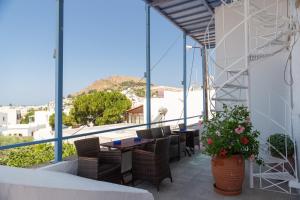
[132,137,172,191]
[162,125,186,159]
[178,123,185,130]
[136,129,153,139]
[74,137,122,184]
[150,127,164,138]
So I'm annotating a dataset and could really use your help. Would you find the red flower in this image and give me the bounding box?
[219,148,228,157]
[240,136,249,145]
[207,138,213,145]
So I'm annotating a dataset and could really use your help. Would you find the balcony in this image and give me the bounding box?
[1,0,300,199]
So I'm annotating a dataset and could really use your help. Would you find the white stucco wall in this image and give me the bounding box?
[291,1,300,179]
[144,90,203,127]
[214,0,293,140]
[0,112,7,127]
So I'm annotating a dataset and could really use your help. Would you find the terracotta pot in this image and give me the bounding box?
[211,155,245,196]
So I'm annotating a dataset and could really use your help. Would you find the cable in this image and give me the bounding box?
[151,35,181,71]
[176,42,198,126]
[284,8,300,86]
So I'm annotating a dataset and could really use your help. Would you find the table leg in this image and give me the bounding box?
[185,148,191,157]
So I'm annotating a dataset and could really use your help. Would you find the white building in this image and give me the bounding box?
[143,88,204,127]
[0,112,7,127]
[0,108,21,126]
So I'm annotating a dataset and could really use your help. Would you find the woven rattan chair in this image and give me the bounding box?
[162,125,185,159]
[74,137,122,184]
[136,129,153,139]
[132,137,172,191]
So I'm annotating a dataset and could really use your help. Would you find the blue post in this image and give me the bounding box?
[201,47,208,118]
[146,4,151,129]
[55,0,64,162]
[183,33,187,129]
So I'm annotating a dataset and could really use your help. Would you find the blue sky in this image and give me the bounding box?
[0,0,202,105]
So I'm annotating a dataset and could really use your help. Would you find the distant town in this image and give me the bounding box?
[0,75,203,144]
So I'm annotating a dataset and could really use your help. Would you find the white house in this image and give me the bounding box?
[143,88,203,127]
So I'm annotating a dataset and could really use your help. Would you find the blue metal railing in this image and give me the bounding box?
[0,115,201,151]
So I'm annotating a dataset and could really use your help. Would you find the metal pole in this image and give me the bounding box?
[145,4,151,129]
[183,33,187,129]
[55,0,64,162]
[201,47,208,118]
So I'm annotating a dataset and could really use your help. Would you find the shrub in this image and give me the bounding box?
[267,133,294,157]
[0,136,33,146]
[0,143,76,168]
[201,105,261,163]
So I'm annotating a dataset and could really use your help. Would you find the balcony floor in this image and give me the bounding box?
[135,153,299,200]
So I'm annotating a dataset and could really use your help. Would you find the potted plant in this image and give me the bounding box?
[201,105,260,195]
[267,133,295,173]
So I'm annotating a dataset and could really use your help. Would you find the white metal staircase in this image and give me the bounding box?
[204,0,299,194]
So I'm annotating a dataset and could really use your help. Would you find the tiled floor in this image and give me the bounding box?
[136,153,299,200]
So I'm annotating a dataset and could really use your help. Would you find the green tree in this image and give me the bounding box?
[49,113,74,130]
[20,109,35,124]
[71,91,131,126]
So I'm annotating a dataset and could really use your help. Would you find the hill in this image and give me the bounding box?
[75,76,147,97]
[73,75,182,98]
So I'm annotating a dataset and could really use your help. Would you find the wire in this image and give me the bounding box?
[151,35,181,71]
[284,8,300,86]
[176,42,198,126]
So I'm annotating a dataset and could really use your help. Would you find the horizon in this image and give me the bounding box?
[0,0,203,105]
[0,74,202,107]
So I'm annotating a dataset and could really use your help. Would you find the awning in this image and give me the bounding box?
[145,0,223,48]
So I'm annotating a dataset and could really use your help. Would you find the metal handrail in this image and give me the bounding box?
[0,115,201,151]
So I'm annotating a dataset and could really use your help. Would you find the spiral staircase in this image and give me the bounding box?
[203,0,299,194]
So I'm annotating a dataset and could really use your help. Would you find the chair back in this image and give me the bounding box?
[136,129,153,139]
[161,126,171,136]
[74,137,100,157]
[151,127,163,138]
[178,123,185,130]
[154,137,169,159]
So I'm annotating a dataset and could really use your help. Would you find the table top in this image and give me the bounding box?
[173,128,199,133]
[101,138,154,150]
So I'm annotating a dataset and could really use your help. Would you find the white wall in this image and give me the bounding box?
[0,113,7,127]
[34,111,50,127]
[214,0,292,140]
[291,1,300,179]
[6,109,20,126]
[144,90,203,127]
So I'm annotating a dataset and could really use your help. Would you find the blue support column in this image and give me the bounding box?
[201,47,208,118]
[55,0,64,162]
[146,4,151,129]
[183,33,187,129]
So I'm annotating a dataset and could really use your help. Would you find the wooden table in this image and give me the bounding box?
[173,128,199,156]
[101,138,154,185]
[101,138,154,151]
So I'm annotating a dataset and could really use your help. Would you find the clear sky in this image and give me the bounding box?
[0,0,203,106]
